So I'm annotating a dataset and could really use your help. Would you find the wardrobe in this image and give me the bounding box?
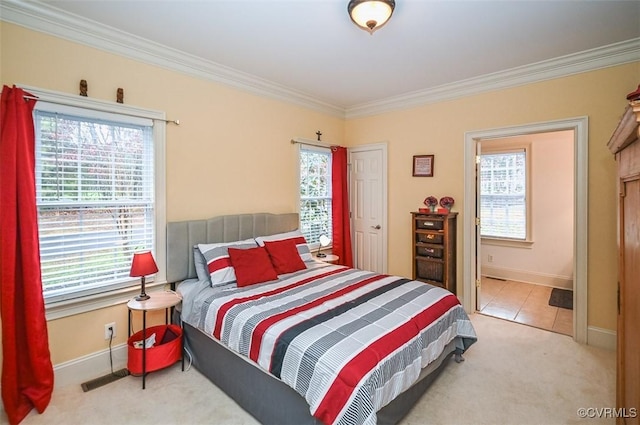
[607,99,640,424]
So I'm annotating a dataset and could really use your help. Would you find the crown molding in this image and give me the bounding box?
[2,0,638,120]
[0,0,345,118]
[346,38,640,118]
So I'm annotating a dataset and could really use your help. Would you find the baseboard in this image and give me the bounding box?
[587,326,616,351]
[53,343,128,388]
[481,265,573,289]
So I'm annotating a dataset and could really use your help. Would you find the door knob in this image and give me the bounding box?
[371,225,381,230]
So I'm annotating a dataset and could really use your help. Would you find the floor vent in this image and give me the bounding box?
[81,369,130,392]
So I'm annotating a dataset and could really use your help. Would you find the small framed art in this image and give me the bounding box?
[413,155,434,177]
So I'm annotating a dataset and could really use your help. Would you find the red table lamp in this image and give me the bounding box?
[130,251,158,301]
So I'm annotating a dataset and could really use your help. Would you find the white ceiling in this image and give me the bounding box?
[5,0,640,114]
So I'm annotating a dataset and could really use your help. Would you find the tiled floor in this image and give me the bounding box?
[479,276,573,336]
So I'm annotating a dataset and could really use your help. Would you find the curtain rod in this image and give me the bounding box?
[27,94,181,125]
[3,89,180,125]
[290,137,334,149]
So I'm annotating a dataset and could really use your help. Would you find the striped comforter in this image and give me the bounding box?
[194,263,477,425]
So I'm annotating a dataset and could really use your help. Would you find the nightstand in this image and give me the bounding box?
[314,254,339,263]
[127,291,183,389]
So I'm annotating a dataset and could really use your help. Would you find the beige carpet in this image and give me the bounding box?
[15,314,615,425]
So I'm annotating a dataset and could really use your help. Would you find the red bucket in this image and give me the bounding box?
[127,324,182,375]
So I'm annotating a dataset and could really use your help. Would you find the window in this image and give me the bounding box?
[299,145,332,247]
[480,147,530,241]
[31,90,166,310]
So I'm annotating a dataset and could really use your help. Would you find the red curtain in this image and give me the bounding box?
[0,86,54,424]
[331,146,353,267]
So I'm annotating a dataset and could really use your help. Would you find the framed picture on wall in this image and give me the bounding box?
[413,155,434,177]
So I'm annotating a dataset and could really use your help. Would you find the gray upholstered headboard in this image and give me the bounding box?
[166,212,299,283]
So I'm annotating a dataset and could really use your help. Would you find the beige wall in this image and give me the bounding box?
[0,22,343,364]
[345,63,639,332]
[1,21,638,366]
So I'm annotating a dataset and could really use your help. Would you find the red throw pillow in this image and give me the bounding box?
[264,239,306,274]
[228,246,278,287]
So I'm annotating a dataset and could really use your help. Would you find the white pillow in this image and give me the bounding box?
[193,246,211,284]
[197,238,258,286]
[254,230,312,262]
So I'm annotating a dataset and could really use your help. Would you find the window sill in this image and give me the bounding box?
[44,281,167,321]
[481,237,534,249]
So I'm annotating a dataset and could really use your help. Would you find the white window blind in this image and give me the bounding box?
[299,146,332,246]
[34,105,156,302]
[480,150,527,239]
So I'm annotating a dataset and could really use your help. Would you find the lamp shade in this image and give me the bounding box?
[319,235,331,248]
[348,0,395,34]
[129,251,158,277]
[316,235,332,258]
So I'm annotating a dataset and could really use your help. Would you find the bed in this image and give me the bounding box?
[167,213,476,425]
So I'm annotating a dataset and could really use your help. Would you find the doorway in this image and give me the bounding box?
[477,132,574,336]
[463,117,589,344]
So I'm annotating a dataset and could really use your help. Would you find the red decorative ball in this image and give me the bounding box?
[424,196,438,207]
[439,196,455,210]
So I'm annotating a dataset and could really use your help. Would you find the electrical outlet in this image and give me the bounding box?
[104,322,116,340]
[488,254,493,263]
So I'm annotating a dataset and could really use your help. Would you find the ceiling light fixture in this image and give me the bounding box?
[348,0,395,34]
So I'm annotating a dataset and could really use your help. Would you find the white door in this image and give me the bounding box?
[475,140,482,311]
[349,143,388,273]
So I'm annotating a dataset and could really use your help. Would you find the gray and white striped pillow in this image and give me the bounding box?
[198,238,258,286]
[254,230,312,263]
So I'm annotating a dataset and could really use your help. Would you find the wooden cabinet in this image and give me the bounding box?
[607,101,640,425]
[411,212,457,294]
